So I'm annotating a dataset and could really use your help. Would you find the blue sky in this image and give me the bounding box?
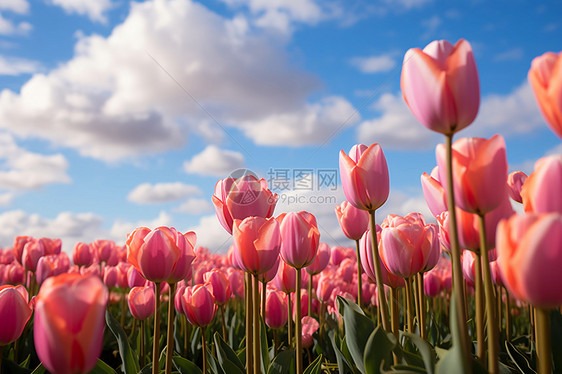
[0,0,560,254]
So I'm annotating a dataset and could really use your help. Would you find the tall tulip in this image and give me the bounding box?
[521,155,562,214]
[34,274,108,374]
[0,284,32,345]
[421,166,447,217]
[528,51,562,139]
[507,171,527,204]
[265,290,288,329]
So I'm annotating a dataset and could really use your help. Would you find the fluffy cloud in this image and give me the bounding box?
[174,198,213,214]
[350,53,396,74]
[127,182,201,204]
[0,132,71,191]
[0,13,31,35]
[109,211,173,242]
[187,214,232,253]
[0,0,29,14]
[48,0,113,23]
[0,55,41,76]
[184,145,245,177]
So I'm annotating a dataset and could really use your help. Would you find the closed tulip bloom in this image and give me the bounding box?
[339,143,390,211]
[507,171,527,204]
[335,201,369,240]
[260,256,281,283]
[490,260,504,288]
[421,167,447,217]
[92,239,116,265]
[316,272,336,303]
[212,175,277,234]
[22,239,45,272]
[301,316,319,349]
[127,265,147,288]
[528,51,562,139]
[436,135,508,215]
[203,269,232,305]
[72,242,95,267]
[423,270,442,297]
[13,236,32,264]
[181,284,217,327]
[306,242,331,275]
[128,286,155,320]
[274,261,309,294]
[359,228,404,288]
[232,216,281,275]
[521,155,562,214]
[265,290,288,329]
[0,284,32,345]
[401,39,479,134]
[461,250,477,287]
[497,213,562,308]
[36,253,71,286]
[278,211,320,269]
[34,273,108,374]
[126,226,196,283]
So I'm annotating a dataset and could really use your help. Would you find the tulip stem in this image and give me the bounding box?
[201,327,208,374]
[413,276,421,334]
[368,210,390,332]
[152,283,161,374]
[253,275,261,374]
[140,319,145,369]
[355,239,363,309]
[390,287,400,339]
[477,214,499,374]
[165,283,176,374]
[287,293,292,347]
[220,304,227,339]
[444,133,471,372]
[308,275,313,317]
[245,273,254,374]
[505,288,511,341]
[416,273,427,339]
[536,308,552,374]
[404,277,415,333]
[295,268,303,374]
[474,249,485,364]
[261,281,267,318]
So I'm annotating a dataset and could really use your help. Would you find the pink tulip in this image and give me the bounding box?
[379,213,440,278]
[127,265,147,288]
[497,213,562,308]
[528,51,562,139]
[181,284,217,327]
[232,216,281,275]
[521,155,562,214]
[305,242,330,275]
[316,271,336,303]
[436,135,508,215]
[507,171,527,204]
[274,261,309,294]
[4,261,25,285]
[301,316,319,348]
[401,39,479,135]
[72,242,95,267]
[423,270,442,297]
[22,239,45,272]
[421,167,447,217]
[335,201,369,240]
[278,211,320,269]
[490,260,504,288]
[212,175,277,234]
[259,257,281,283]
[203,269,232,305]
[330,246,348,266]
[13,236,32,263]
[128,286,155,320]
[226,269,245,299]
[265,290,288,329]
[359,228,404,288]
[36,253,71,286]
[126,226,196,283]
[0,284,32,345]
[339,143,390,211]
[92,239,116,265]
[34,273,108,374]
[461,250,477,287]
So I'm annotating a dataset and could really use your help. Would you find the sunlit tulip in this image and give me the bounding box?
[34,273,108,374]
[461,250,477,287]
[13,236,32,264]
[423,270,442,297]
[497,213,562,308]
[436,135,508,215]
[22,239,45,272]
[339,143,390,211]
[212,175,277,234]
[401,39,479,135]
[306,242,330,275]
[36,253,71,286]
[421,167,447,217]
[274,261,309,294]
[521,155,562,214]
[528,51,562,139]
[203,269,232,305]
[302,316,319,348]
[0,284,32,345]
[181,284,217,327]
[360,228,404,288]
[265,290,288,329]
[232,216,281,275]
[128,286,155,320]
[507,171,527,204]
[335,201,369,240]
[278,211,320,269]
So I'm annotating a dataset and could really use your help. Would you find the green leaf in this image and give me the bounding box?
[2,359,31,374]
[505,340,537,374]
[328,330,354,374]
[260,315,270,373]
[268,349,296,374]
[435,293,469,374]
[172,356,203,374]
[400,332,437,374]
[363,326,395,374]
[550,310,562,373]
[384,364,426,373]
[214,332,245,374]
[105,310,140,374]
[88,359,118,374]
[337,296,376,374]
[303,354,323,374]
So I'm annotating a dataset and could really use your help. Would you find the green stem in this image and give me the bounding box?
[140,319,146,369]
[253,275,261,374]
[201,327,208,374]
[536,308,552,374]
[390,287,400,340]
[413,275,421,335]
[165,283,176,374]
[287,293,293,347]
[308,275,313,317]
[478,214,499,374]
[505,288,512,341]
[296,269,303,374]
[355,239,363,309]
[404,277,415,333]
[474,249,485,364]
[368,210,390,331]
[152,283,161,374]
[444,133,471,372]
[245,273,254,374]
[221,304,227,339]
[121,291,127,328]
[417,273,427,339]
[261,281,267,318]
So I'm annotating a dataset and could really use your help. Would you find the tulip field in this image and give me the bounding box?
[1,40,562,374]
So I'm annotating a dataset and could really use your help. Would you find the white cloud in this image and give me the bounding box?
[350,54,396,74]
[421,15,441,39]
[48,0,113,23]
[0,192,14,206]
[127,182,201,205]
[0,13,31,35]
[109,211,174,243]
[0,132,71,191]
[0,0,29,14]
[183,145,245,177]
[0,55,41,75]
[377,191,433,223]
[187,214,232,253]
[493,47,524,62]
[174,198,213,214]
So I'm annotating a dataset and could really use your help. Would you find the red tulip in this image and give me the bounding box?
[497,213,562,308]
[212,175,277,234]
[528,51,562,139]
[507,171,527,204]
[339,143,390,211]
[181,284,217,327]
[128,286,155,320]
[436,135,508,215]
[34,273,108,374]
[0,284,32,345]
[278,211,320,269]
[265,290,288,329]
[521,155,562,214]
[401,39,479,135]
[232,216,281,275]
[335,201,369,240]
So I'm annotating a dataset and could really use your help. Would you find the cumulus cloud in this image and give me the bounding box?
[109,211,173,243]
[0,132,71,191]
[127,182,201,204]
[350,53,396,74]
[0,13,31,35]
[0,0,29,14]
[174,198,213,214]
[48,0,113,23]
[187,214,232,253]
[0,55,41,75]
[183,145,245,177]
